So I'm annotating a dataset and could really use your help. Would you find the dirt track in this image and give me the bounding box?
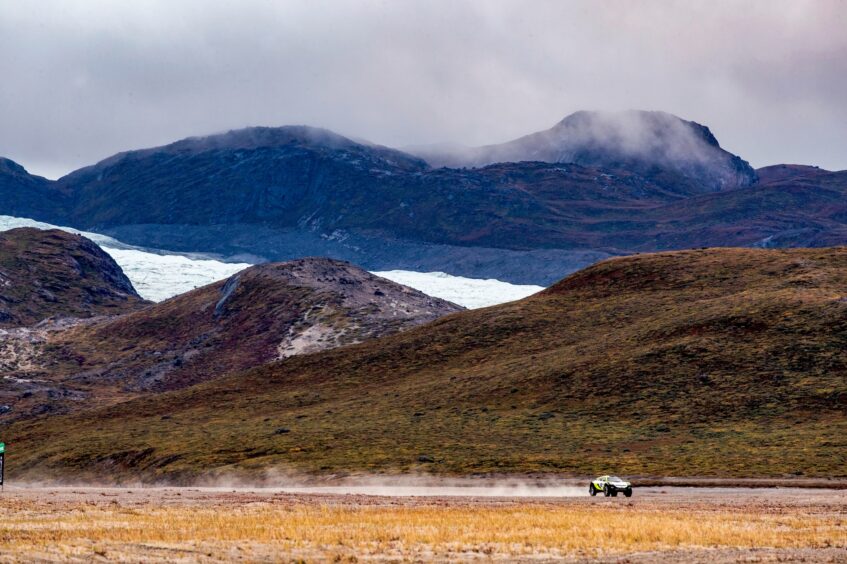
[1,485,845,562]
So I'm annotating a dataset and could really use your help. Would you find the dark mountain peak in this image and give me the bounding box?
[66,126,427,183]
[0,228,146,326]
[0,156,65,220]
[412,109,757,193]
[163,125,359,154]
[0,157,33,177]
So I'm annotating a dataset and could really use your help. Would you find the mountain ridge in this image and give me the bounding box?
[2,111,846,285]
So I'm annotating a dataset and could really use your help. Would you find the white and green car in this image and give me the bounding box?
[589,475,632,497]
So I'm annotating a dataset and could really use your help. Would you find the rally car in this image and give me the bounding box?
[589,475,632,497]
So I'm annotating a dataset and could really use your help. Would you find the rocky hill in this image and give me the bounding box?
[5,248,847,481]
[0,228,145,326]
[0,257,462,421]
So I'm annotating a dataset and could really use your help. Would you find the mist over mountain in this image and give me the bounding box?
[1,111,845,285]
[411,110,758,193]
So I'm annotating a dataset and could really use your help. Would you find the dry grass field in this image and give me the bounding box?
[0,485,845,562]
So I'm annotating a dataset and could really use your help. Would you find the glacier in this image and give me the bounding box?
[0,216,544,308]
[373,270,543,309]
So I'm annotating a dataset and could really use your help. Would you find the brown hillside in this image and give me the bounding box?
[5,248,847,481]
[0,228,145,326]
[755,164,830,185]
[0,258,462,422]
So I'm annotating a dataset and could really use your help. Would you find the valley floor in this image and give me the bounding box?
[0,484,844,562]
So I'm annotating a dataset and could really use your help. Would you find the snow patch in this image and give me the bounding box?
[373,270,543,309]
[106,248,250,302]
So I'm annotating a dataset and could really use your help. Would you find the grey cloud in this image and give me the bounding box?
[0,0,845,179]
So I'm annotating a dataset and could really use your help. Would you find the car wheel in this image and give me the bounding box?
[589,485,597,496]
[624,488,632,498]
[604,485,611,497]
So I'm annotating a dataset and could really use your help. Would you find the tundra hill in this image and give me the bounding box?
[0,228,145,326]
[5,248,847,481]
[755,164,831,185]
[0,257,462,422]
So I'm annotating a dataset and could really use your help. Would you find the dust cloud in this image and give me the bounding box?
[11,472,588,498]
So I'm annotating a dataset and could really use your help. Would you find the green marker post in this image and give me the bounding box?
[0,442,5,492]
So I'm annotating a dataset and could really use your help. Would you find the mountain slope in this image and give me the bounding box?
[0,228,145,326]
[1,258,462,422]
[412,111,757,193]
[629,169,847,250]
[0,159,68,222]
[54,127,680,246]
[5,248,846,481]
[58,126,428,227]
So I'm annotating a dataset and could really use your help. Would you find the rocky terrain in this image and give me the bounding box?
[5,247,847,481]
[0,228,146,326]
[0,256,462,422]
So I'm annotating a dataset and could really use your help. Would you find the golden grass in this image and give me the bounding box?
[1,501,844,561]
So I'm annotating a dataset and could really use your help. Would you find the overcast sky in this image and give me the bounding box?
[1,0,845,179]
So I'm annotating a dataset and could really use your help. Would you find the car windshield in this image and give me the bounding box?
[609,476,622,481]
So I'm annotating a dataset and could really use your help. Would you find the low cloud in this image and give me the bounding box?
[1,0,845,178]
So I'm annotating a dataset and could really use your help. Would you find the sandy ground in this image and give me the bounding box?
[0,484,845,562]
